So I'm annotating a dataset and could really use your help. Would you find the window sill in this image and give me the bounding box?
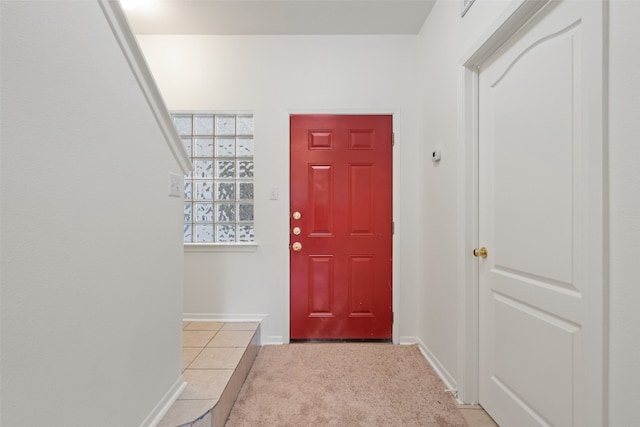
[184,243,259,253]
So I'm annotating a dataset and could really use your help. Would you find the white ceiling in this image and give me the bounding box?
[124,0,436,35]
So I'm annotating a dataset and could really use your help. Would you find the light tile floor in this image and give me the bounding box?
[158,321,259,427]
[458,404,500,426]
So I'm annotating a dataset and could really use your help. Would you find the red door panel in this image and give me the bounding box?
[290,115,392,339]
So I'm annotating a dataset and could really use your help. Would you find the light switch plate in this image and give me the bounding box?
[169,173,182,197]
[269,187,279,200]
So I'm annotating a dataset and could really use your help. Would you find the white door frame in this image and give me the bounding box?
[283,108,402,345]
[456,1,608,424]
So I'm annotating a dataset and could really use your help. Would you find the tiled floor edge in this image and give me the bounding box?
[210,325,261,427]
[159,323,261,427]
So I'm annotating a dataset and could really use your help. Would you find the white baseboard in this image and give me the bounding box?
[183,313,267,322]
[399,335,420,346]
[263,336,284,345]
[140,375,187,427]
[399,336,458,399]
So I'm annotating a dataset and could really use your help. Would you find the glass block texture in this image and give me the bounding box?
[173,113,254,243]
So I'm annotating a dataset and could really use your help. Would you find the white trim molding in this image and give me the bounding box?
[461,0,476,18]
[183,313,267,323]
[263,336,285,345]
[184,243,259,253]
[139,375,187,427]
[401,336,459,402]
[457,0,553,406]
[98,0,193,175]
[283,108,403,345]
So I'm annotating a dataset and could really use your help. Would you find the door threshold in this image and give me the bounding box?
[290,338,392,344]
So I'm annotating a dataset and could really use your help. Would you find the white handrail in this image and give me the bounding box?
[97,0,193,174]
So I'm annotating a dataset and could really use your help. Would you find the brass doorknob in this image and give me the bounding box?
[292,242,302,252]
[473,247,488,259]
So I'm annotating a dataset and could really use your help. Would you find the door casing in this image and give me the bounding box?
[457,0,607,423]
[289,114,393,339]
[284,109,401,344]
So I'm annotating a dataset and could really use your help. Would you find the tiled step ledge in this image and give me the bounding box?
[158,322,261,427]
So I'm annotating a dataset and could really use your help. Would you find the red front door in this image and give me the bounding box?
[290,115,393,339]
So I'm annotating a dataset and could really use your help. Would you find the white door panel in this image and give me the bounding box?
[488,15,579,288]
[491,293,580,427]
[478,1,603,426]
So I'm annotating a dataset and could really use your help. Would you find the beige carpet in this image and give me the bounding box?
[226,343,467,426]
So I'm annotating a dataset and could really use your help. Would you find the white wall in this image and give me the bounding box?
[1,2,184,425]
[415,0,512,392]
[137,35,420,343]
[608,0,640,424]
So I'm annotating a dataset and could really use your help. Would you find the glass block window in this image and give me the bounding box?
[174,113,254,243]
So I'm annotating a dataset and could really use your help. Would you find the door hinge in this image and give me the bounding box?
[392,221,395,235]
[392,132,395,146]
[392,312,394,324]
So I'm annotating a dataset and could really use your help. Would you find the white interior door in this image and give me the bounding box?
[478,1,604,426]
